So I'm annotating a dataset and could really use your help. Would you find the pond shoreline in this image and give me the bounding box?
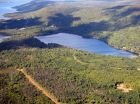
[93,37,139,58]
[35,33,137,58]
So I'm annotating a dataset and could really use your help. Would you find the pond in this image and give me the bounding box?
[36,33,136,57]
[0,35,10,43]
[0,0,32,19]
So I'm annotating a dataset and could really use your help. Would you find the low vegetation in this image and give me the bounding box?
[0,69,53,104]
[0,48,140,104]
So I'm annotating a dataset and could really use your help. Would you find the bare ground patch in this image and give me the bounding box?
[116,83,133,93]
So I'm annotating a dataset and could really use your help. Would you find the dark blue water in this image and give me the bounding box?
[36,33,136,57]
[0,0,32,19]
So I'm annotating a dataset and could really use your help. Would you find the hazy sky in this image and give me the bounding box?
[0,0,139,4]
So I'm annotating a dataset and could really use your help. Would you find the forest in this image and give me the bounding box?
[0,0,140,104]
[0,48,140,104]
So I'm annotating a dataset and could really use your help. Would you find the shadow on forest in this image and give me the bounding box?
[48,13,81,28]
[107,5,126,10]
[0,38,62,51]
[40,13,110,38]
[39,12,140,38]
[130,15,140,25]
[1,10,140,51]
[115,7,140,18]
[105,5,140,26]
[106,5,140,17]
[0,17,42,29]
[0,14,110,51]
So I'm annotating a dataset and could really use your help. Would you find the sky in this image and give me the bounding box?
[0,0,139,4]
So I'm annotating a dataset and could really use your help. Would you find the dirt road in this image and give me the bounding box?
[17,69,61,104]
[73,54,88,65]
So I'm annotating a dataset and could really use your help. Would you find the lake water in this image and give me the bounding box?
[0,0,32,19]
[0,35,10,43]
[36,33,136,57]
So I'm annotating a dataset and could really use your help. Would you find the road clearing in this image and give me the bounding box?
[17,69,61,104]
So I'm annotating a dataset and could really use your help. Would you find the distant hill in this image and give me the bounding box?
[14,0,54,12]
[3,0,140,54]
